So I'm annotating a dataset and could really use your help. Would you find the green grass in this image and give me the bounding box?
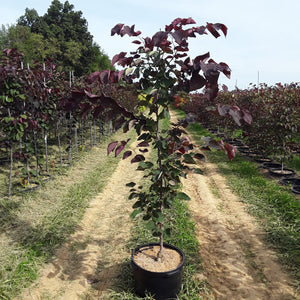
[0,129,136,299]
[286,155,300,173]
[183,115,300,288]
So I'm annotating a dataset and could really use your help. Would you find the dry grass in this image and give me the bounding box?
[0,128,136,299]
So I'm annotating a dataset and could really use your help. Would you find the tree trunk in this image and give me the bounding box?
[8,143,13,197]
[155,105,164,261]
[33,130,39,176]
[44,129,49,173]
[90,121,93,147]
[57,118,62,166]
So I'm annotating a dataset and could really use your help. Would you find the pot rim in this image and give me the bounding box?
[131,242,185,275]
[279,178,300,186]
[291,185,300,194]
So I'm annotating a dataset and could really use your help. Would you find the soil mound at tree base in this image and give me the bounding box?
[133,245,182,273]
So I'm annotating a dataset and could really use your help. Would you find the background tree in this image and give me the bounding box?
[0,24,61,66]
[16,0,112,75]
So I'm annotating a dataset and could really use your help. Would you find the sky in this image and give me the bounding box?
[1,0,300,90]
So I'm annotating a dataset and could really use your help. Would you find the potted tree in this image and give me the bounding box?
[67,17,244,299]
[103,18,234,299]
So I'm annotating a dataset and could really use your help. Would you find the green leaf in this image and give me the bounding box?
[144,86,154,95]
[145,220,156,230]
[129,192,138,200]
[142,214,151,220]
[132,201,142,209]
[137,161,153,170]
[177,192,191,201]
[130,209,142,219]
[154,212,164,222]
[183,153,196,164]
[193,168,204,175]
[165,227,171,236]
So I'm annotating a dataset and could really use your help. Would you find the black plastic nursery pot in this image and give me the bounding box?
[261,162,283,169]
[131,243,185,300]
[291,185,300,194]
[268,168,295,177]
[236,146,250,154]
[279,178,300,186]
[254,157,272,164]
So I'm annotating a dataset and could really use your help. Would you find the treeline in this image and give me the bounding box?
[0,0,113,75]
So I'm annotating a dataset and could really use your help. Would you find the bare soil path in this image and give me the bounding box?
[18,139,145,300]
[183,163,298,299]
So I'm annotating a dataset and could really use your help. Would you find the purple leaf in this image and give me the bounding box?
[112,52,127,66]
[111,23,124,36]
[110,70,124,83]
[84,90,101,99]
[224,143,236,161]
[194,26,207,35]
[206,22,220,38]
[193,52,210,68]
[171,30,187,45]
[219,62,231,79]
[139,149,149,153]
[137,141,149,147]
[229,106,243,126]
[242,109,252,125]
[152,31,168,47]
[222,84,228,92]
[131,155,145,163]
[99,70,110,83]
[189,71,206,91]
[194,153,206,161]
[123,150,132,160]
[120,25,141,37]
[213,23,228,37]
[217,104,231,116]
[87,71,101,84]
[206,23,228,38]
[115,144,125,157]
[107,141,118,156]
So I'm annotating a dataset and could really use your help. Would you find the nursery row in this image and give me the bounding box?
[181,83,300,165]
[0,48,138,196]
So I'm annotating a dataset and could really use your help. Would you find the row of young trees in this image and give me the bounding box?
[0,48,138,196]
[181,83,300,164]
[0,0,113,75]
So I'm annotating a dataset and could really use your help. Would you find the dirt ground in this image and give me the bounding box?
[182,162,298,300]
[18,126,299,299]
[18,140,145,299]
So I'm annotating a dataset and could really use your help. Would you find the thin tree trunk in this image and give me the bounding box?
[74,123,78,155]
[90,122,93,147]
[99,120,102,143]
[93,120,97,145]
[155,105,164,261]
[33,130,39,176]
[19,137,22,156]
[68,117,72,164]
[25,134,30,184]
[8,143,13,197]
[44,129,49,173]
[57,119,62,166]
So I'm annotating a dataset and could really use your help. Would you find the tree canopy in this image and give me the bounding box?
[0,0,112,75]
